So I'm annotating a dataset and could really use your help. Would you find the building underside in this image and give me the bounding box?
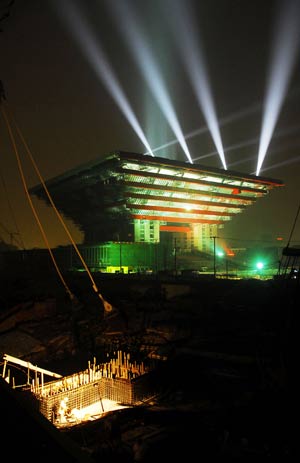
[30,151,284,253]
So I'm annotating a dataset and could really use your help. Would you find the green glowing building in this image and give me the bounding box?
[30,150,283,250]
[30,151,283,272]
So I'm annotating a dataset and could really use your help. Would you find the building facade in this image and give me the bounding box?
[30,150,283,262]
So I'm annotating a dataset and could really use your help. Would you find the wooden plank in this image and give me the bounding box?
[3,353,62,378]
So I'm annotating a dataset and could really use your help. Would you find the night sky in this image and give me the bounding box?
[0,0,299,250]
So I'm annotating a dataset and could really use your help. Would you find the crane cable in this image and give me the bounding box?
[1,101,113,313]
[1,103,75,302]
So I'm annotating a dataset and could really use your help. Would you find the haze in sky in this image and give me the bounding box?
[0,0,299,250]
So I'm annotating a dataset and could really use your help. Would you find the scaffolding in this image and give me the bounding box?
[3,351,156,426]
[279,246,300,281]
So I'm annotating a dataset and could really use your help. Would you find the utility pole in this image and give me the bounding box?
[174,238,177,277]
[213,236,216,278]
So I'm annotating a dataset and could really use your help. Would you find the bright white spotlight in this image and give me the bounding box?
[146,101,261,157]
[193,121,300,164]
[256,0,300,176]
[254,155,300,174]
[163,0,227,170]
[56,1,154,157]
[104,0,193,164]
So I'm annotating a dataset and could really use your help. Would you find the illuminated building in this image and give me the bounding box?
[30,150,284,257]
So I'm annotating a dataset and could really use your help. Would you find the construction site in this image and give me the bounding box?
[0,0,299,457]
[0,266,298,460]
[2,351,157,426]
[0,152,298,460]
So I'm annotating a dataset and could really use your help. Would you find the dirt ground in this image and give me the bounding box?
[0,273,298,459]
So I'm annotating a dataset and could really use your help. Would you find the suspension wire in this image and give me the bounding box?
[1,101,112,312]
[0,166,26,249]
[1,104,75,301]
